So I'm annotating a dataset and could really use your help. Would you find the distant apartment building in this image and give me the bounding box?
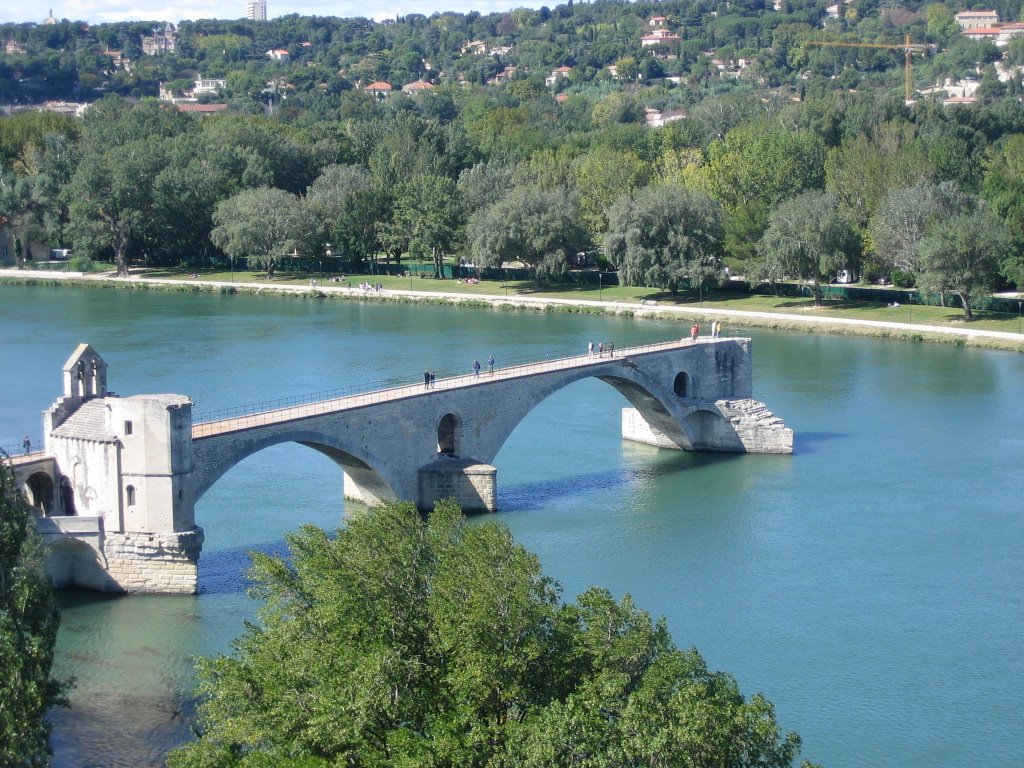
[247,0,267,21]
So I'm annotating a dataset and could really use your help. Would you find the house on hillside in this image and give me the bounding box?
[996,22,1024,46]
[955,10,999,30]
[142,23,177,55]
[364,81,392,100]
[962,27,1001,43]
[461,40,486,54]
[266,49,290,61]
[402,80,434,94]
[545,66,572,86]
[641,28,682,47]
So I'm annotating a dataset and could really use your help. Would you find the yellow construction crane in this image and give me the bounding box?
[807,35,928,102]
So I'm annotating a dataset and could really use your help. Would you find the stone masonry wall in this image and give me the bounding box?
[418,458,497,512]
[102,527,204,594]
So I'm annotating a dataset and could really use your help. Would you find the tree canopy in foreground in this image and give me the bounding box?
[0,456,66,767]
[169,500,817,768]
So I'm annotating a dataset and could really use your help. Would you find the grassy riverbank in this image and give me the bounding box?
[3,267,1022,353]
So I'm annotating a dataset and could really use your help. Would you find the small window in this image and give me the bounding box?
[124,420,133,435]
[126,485,136,506]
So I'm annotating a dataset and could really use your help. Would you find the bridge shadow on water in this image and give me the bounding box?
[497,450,742,514]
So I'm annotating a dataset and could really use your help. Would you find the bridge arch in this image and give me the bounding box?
[191,427,404,508]
[24,471,55,515]
[470,363,703,464]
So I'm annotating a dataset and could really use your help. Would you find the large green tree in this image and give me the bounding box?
[168,500,814,768]
[0,456,67,767]
[757,190,859,305]
[210,187,309,268]
[604,184,725,294]
[916,205,1011,320]
[468,184,586,286]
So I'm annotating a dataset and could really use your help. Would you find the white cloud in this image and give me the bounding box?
[3,0,527,24]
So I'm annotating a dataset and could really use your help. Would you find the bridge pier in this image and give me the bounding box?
[622,399,793,454]
[417,457,497,513]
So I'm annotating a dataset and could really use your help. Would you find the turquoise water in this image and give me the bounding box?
[1,284,1021,767]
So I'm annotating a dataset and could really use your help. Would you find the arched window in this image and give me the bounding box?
[673,372,691,397]
[437,414,459,456]
[126,485,136,507]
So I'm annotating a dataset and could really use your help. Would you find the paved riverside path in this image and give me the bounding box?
[5,269,1023,345]
[192,339,689,439]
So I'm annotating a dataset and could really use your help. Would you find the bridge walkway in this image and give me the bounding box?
[192,338,713,440]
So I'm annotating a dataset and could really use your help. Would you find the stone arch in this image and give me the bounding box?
[43,538,110,590]
[25,472,54,516]
[190,429,402,508]
[437,413,460,456]
[472,366,701,463]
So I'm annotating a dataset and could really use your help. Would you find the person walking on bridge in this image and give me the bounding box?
[22,435,31,454]
[473,359,481,377]
[488,355,495,374]
[690,323,700,342]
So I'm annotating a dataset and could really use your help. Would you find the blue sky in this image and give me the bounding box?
[5,0,522,25]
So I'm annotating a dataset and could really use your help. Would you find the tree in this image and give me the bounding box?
[981,133,1024,290]
[604,184,725,294]
[756,191,859,305]
[168,500,814,768]
[66,138,169,276]
[210,187,309,268]
[468,184,586,286]
[916,205,1010,320]
[388,174,462,277]
[700,121,825,212]
[571,145,650,241]
[0,455,67,766]
[868,181,965,277]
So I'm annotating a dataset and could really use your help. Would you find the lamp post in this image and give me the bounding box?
[504,269,509,297]
[230,254,234,280]
[324,243,331,279]
[599,271,603,301]
[1018,301,1022,336]
[908,291,913,327]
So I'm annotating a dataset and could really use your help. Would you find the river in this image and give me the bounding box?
[1,283,1021,768]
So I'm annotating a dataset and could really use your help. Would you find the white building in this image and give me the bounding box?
[246,0,267,21]
[954,10,999,30]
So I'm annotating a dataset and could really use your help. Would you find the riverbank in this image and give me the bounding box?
[4,268,1022,352]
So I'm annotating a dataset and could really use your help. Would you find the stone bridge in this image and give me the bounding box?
[19,339,791,594]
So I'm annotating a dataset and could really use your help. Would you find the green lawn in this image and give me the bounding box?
[142,266,1024,335]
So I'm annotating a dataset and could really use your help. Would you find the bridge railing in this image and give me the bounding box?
[1,436,44,459]
[192,336,719,431]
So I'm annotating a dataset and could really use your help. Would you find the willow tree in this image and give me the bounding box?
[604,183,725,294]
[757,190,859,305]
